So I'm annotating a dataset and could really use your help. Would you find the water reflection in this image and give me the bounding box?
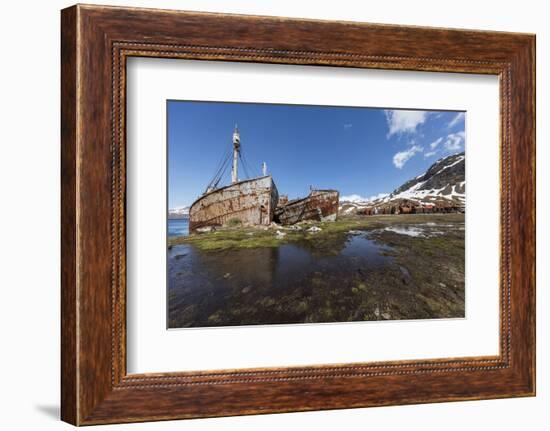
[168,234,394,328]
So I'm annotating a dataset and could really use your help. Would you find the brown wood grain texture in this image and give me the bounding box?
[61,4,535,425]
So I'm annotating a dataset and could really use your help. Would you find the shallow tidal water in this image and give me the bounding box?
[168,218,189,237]
[167,216,466,328]
[169,233,394,327]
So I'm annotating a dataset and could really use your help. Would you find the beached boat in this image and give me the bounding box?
[189,176,279,233]
[189,126,279,233]
[274,189,339,225]
[188,126,340,232]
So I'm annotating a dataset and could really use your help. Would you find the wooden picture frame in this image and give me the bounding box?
[61,4,535,425]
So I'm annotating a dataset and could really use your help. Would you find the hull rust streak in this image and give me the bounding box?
[274,189,339,225]
[189,176,279,233]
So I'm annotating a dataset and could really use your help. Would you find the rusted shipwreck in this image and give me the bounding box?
[189,176,279,233]
[189,127,278,233]
[274,189,339,225]
[188,126,338,233]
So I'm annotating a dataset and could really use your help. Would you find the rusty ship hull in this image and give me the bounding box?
[189,175,279,233]
[274,189,339,225]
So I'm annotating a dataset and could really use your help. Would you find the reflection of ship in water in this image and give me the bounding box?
[168,244,282,327]
[168,232,395,328]
[188,126,339,233]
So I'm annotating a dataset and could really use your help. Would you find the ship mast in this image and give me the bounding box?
[231,124,240,183]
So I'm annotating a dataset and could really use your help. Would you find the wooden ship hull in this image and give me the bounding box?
[274,189,339,225]
[189,175,279,233]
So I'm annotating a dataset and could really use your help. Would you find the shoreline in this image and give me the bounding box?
[168,213,465,252]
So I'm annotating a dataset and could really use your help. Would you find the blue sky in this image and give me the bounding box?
[168,101,465,209]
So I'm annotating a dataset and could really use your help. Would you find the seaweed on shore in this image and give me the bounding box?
[168,214,465,327]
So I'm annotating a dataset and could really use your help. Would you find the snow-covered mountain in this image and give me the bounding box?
[168,206,190,219]
[340,152,465,214]
[339,194,389,215]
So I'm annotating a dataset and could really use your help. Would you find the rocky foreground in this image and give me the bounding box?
[168,214,465,327]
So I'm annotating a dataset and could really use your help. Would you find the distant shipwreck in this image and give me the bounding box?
[274,189,339,225]
[188,126,339,233]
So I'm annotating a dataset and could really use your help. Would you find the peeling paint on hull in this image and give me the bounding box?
[274,190,339,225]
[189,176,279,233]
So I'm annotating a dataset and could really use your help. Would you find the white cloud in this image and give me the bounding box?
[443,131,465,151]
[393,145,423,169]
[448,112,466,128]
[429,137,444,149]
[424,131,465,158]
[384,110,429,137]
[343,123,353,129]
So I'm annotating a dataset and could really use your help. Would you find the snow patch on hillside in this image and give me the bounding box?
[339,152,465,213]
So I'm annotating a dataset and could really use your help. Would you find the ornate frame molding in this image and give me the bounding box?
[61,5,535,425]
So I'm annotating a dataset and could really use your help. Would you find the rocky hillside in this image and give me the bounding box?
[392,152,465,198]
[340,152,465,214]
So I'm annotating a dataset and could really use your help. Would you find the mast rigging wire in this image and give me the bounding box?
[206,148,232,191]
[205,131,264,192]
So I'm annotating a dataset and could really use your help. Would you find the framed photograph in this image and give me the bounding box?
[165,102,466,329]
[61,4,536,425]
